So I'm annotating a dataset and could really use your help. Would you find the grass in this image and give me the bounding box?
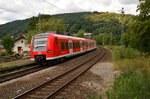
[112,46,141,60]
[114,58,150,72]
[89,46,150,99]
[107,70,150,99]
[0,64,34,76]
[105,46,150,99]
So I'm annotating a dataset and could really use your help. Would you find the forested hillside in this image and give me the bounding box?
[0,19,29,38]
[0,12,133,39]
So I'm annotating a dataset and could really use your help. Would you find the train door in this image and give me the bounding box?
[69,40,73,54]
[55,38,59,56]
[80,41,83,52]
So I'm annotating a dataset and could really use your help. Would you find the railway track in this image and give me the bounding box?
[0,64,46,83]
[0,49,97,84]
[13,48,106,99]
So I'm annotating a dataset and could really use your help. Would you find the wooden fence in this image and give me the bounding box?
[0,56,17,62]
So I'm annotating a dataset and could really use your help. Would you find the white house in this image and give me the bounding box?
[13,35,30,53]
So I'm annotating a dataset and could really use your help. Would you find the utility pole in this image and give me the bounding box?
[103,36,104,45]
[120,8,125,46]
[110,32,112,45]
[38,13,41,33]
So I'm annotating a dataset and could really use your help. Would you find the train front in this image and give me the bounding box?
[30,34,51,65]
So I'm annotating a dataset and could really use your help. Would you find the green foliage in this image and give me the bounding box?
[0,52,7,56]
[2,34,14,55]
[0,19,29,38]
[76,30,84,37]
[112,46,141,60]
[114,58,150,71]
[124,0,150,53]
[27,17,66,43]
[107,45,150,99]
[39,18,66,33]
[0,12,133,44]
[107,70,150,99]
[94,33,117,45]
[27,30,37,44]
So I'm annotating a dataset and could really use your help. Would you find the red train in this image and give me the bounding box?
[30,31,96,65]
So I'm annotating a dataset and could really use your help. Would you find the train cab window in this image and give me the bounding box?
[66,42,69,49]
[61,42,65,50]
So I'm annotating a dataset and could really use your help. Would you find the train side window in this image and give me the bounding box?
[56,38,58,45]
[78,43,80,48]
[80,43,82,48]
[73,43,75,48]
[61,42,65,50]
[76,43,78,48]
[84,43,85,47]
[66,42,69,49]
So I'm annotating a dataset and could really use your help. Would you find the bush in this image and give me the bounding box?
[112,46,141,60]
[2,34,14,55]
[107,70,150,99]
[114,58,150,71]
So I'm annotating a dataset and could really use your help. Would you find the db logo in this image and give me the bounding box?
[38,52,42,54]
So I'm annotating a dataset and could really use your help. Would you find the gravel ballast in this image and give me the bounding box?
[0,49,99,99]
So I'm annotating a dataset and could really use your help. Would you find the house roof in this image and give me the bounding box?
[15,34,27,41]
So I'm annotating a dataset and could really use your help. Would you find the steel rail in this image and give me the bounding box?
[0,64,45,83]
[0,49,97,83]
[13,48,105,99]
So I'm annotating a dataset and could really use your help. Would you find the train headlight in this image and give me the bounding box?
[47,50,52,53]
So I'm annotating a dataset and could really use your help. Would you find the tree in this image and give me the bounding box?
[27,17,66,43]
[76,30,84,37]
[124,0,150,53]
[94,33,117,45]
[2,34,15,55]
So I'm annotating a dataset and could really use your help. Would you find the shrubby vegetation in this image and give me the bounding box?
[112,46,141,60]
[105,0,150,96]
[94,33,117,45]
[107,70,150,99]
[0,12,133,45]
[123,0,150,53]
[106,45,150,99]
[2,34,14,55]
[0,19,29,39]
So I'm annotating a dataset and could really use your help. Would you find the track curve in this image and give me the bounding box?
[13,47,106,99]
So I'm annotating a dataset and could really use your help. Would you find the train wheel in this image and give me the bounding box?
[39,59,48,66]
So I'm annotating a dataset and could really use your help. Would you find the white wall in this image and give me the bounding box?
[13,38,30,53]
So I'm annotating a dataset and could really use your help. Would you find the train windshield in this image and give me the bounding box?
[33,37,48,52]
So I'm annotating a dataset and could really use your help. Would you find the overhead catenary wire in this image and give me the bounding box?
[0,8,30,17]
[42,0,66,13]
[18,0,40,16]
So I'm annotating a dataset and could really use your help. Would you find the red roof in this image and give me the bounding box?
[15,34,27,41]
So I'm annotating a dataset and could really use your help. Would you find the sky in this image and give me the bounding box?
[0,0,139,24]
